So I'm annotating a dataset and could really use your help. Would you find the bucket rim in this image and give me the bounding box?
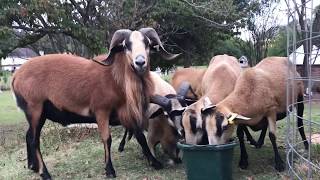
[177,140,238,151]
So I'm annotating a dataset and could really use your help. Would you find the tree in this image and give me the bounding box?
[247,0,280,65]
[0,0,265,70]
[287,0,320,78]
[312,5,320,48]
[267,26,287,57]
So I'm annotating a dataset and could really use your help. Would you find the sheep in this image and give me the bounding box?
[118,71,188,164]
[11,28,179,179]
[171,67,206,100]
[200,56,308,171]
[182,55,241,145]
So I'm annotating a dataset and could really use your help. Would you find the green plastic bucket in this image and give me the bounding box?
[177,141,237,180]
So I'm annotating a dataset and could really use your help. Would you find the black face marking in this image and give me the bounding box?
[202,116,206,130]
[201,106,215,116]
[149,108,164,119]
[126,41,132,51]
[222,125,228,131]
[143,35,150,47]
[164,102,172,114]
[190,116,197,134]
[124,36,132,51]
[215,112,224,137]
[124,33,150,52]
[170,110,184,117]
[199,131,209,145]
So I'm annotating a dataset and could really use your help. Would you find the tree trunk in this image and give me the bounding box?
[298,0,310,81]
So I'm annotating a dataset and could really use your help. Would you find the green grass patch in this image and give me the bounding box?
[1,91,320,179]
[0,91,25,125]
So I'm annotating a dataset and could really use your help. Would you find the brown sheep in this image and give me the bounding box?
[171,67,206,99]
[182,55,241,145]
[118,72,186,164]
[200,57,308,171]
[11,28,179,179]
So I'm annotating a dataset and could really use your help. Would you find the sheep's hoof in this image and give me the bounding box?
[106,171,116,178]
[174,158,182,164]
[105,166,116,178]
[255,142,264,149]
[118,146,124,152]
[106,173,116,178]
[29,164,39,173]
[275,161,285,172]
[151,160,163,170]
[248,139,257,146]
[40,172,52,180]
[239,159,248,169]
[304,141,309,150]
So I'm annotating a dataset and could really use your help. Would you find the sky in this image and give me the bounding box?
[239,0,320,41]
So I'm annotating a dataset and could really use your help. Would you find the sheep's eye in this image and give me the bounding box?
[124,41,132,51]
[222,125,228,131]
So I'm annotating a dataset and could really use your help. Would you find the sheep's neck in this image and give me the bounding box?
[220,90,256,118]
[110,53,153,128]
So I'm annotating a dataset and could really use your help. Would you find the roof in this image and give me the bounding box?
[289,45,320,65]
[8,48,38,58]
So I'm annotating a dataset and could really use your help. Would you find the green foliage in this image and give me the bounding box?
[214,39,243,58]
[0,0,264,69]
[267,27,287,57]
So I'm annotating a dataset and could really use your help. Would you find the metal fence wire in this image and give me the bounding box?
[286,0,320,179]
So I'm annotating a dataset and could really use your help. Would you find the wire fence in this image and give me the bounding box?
[286,0,320,179]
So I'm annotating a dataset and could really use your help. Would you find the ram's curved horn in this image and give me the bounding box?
[139,27,180,60]
[100,29,132,65]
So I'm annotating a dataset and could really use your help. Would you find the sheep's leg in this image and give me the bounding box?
[26,128,34,170]
[96,110,116,178]
[255,126,267,148]
[297,94,309,149]
[26,104,51,180]
[268,114,284,172]
[118,129,128,152]
[237,125,248,169]
[242,126,257,146]
[147,132,157,157]
[134,129,163,169]
[161,141,181,164]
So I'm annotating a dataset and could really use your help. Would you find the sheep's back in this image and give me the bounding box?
[171,67,206,97]
[201,55,241,104]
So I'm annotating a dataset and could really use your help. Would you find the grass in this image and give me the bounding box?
[0,91,320,179]
[0,91,25,125]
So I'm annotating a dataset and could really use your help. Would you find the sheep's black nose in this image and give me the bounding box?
[135,55,145,67]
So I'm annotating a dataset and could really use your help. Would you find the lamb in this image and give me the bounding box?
[182,55,241,145]
[171,67,206,100]
[11,28,178,179]
[200,56,308,171]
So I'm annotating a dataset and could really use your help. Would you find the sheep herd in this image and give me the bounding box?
[11,28,308,179]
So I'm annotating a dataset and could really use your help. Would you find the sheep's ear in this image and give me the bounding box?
[201,104,216,115]
[227,113,251,125]
[101,29,132,65]
[149,108,164,119]
[170,108,186,116]
[138,27,180,60]
[201,97,216,115]
[101,46,125,65]
[184,98,197,106]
